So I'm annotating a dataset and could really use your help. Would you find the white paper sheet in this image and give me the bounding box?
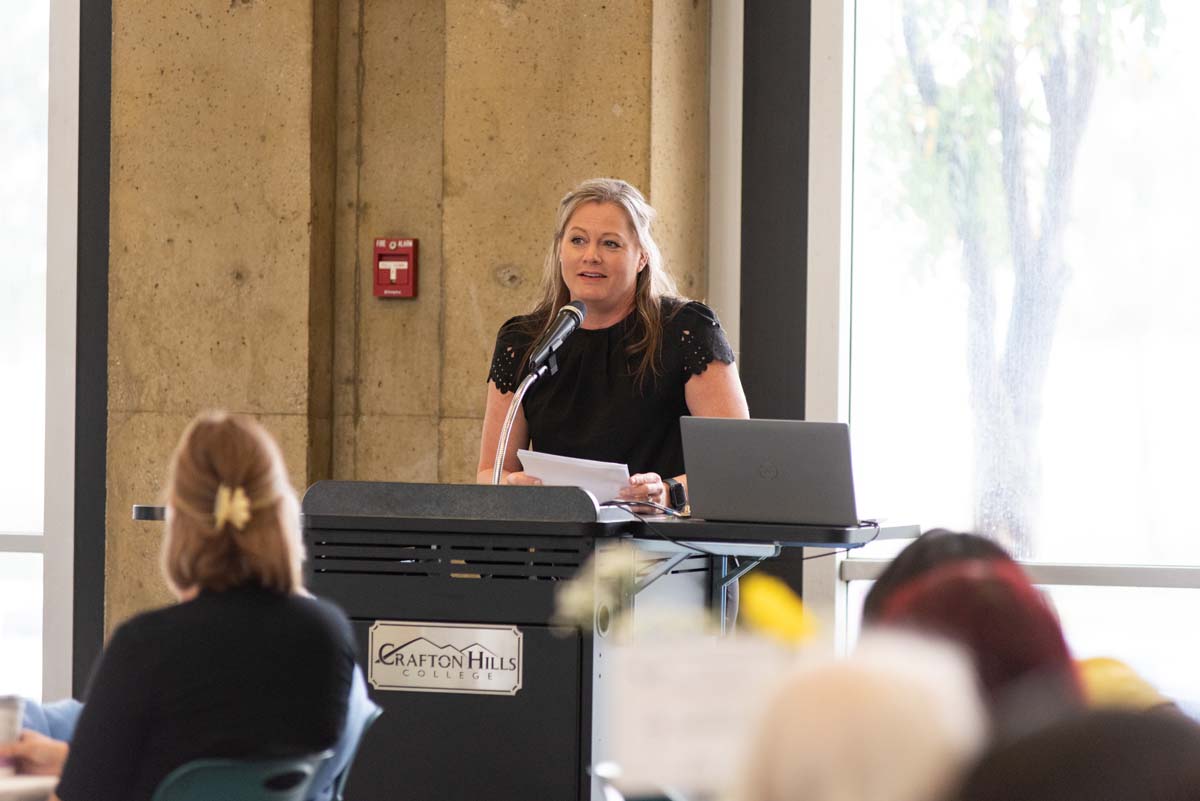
[516,449,630,504]
[0,775,57,801]
[603,636,792,797]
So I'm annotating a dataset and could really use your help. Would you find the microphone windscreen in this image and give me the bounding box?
[568,300,587,321]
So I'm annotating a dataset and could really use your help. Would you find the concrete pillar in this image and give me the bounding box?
[331,1,446,484]
[105,0,337,630]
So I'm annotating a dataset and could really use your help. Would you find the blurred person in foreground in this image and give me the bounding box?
[865,530,1180,718]
[0,413,363,801]
[861,529,1013,625]
[877,558,1085,736]
[955,708,1200,801]
[732,631,986,801]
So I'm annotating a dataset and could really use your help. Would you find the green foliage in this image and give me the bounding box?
[870,0,1164,279]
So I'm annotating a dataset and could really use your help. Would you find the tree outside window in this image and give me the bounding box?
[851,0,1199,563]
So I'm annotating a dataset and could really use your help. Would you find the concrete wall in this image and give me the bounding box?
[105,0,710,630]
[106,0,337,628]
[334,0,711,487]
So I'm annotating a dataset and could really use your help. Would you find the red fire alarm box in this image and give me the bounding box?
[373,238,418,298]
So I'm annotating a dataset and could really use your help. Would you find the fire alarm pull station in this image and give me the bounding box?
[373,238,418,299]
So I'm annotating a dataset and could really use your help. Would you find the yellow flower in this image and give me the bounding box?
[739,573,819,645]
[1077,657,1171,711]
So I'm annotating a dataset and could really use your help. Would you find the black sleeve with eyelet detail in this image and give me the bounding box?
[671,301,737,380]
[487,315,537,394]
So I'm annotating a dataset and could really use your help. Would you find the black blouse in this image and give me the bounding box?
[487,298,735,478]
[56,587,356,801]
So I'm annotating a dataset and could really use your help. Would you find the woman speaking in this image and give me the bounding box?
[477,178,749,510]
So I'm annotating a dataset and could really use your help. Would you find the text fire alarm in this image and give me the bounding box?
[374,238,418,298]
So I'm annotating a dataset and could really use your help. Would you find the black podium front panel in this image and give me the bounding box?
[303,482,615,801]
[301,482,720,801]
[346,621,583,800]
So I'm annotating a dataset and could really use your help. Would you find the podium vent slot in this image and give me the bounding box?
[306,529,591,581]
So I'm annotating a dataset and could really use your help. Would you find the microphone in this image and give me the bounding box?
[527,301,587,373]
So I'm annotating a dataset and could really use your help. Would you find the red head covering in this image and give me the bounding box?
[880,558,1083,712]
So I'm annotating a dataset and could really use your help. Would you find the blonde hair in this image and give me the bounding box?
[161,412,303,595]
[527,178,680,387]
[734,632,986,801]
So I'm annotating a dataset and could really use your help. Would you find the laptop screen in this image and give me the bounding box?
[681,418,860,527]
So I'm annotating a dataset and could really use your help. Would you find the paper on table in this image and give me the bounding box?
[602,637,791,797]
[0,775,58,801]
[517,449,630,504]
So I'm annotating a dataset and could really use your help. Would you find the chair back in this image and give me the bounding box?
[150,751,332,801]
[332,705,383,801]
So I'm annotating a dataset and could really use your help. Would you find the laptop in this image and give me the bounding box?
[680,417,862,527]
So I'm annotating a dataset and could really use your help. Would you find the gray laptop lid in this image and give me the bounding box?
[681,418,860,526]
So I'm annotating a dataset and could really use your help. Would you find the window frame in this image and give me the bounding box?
[43,0,80,701]
[801,0,855,653]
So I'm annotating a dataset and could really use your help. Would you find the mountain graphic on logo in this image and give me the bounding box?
[394,637,499,657]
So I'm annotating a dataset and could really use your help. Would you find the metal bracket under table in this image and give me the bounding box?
[629,537,780,634]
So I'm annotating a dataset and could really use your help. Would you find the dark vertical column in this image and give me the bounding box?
[740,0,810,421]
[74,0,110,694]
[740,1,812,596]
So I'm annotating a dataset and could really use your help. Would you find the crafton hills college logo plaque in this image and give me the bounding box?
[368,621,524,696]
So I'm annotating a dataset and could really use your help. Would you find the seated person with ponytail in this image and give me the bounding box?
[0,413,358,801]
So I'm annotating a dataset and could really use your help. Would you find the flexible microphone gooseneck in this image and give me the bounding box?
[491,301,587,485]
[527,300,587,373]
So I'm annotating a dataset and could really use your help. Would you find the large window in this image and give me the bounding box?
[851,0,1198,564]
[0,1,50,700]
[806,0,1200,703]
[0,0,75,701]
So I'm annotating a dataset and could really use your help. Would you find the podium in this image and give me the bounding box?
[300,481,911,801]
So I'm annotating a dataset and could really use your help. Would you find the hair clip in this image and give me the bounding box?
[213,484,252,531]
